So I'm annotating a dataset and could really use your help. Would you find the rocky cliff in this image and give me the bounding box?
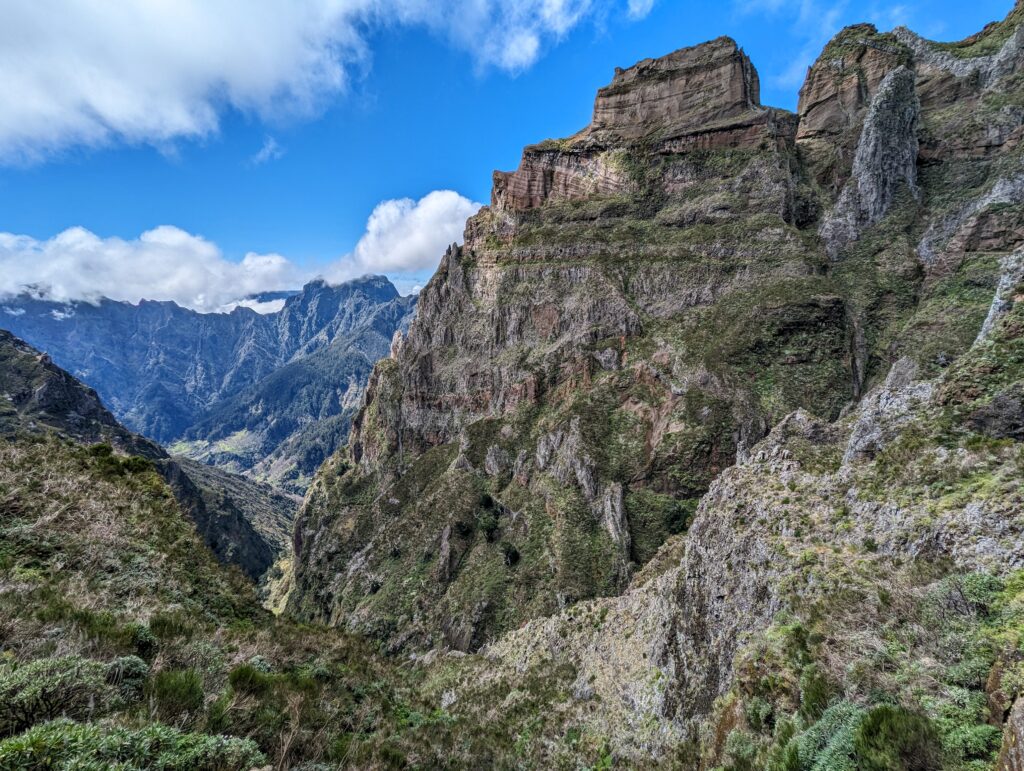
[289,4,1024,655]
[282,4,1024,765]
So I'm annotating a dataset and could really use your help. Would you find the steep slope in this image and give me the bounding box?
[1,276,416,485]
[0,329,159,457]
[440,257,1024,768]
[290,38,854,650]
[175,293,416,494]
[289,10,1024,655]
[0,330,296,580]
[0,437,462,769]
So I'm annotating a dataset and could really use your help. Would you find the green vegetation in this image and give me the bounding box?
[0,719,265,771]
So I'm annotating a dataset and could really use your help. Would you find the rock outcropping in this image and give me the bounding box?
[288,6,1024,763]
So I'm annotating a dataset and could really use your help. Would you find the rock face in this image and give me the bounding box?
[0,330,296,581]
[1,276,415,491]
[819,66,920,257]
[1001,699,1024,771]
[290,36,861,651]
[479,300,1024,760]
[591,37,760,139]
[290,13,1024,757]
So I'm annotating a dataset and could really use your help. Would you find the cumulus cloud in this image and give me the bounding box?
[0,190,480,312]
[0,0,649,163]
[325,190,482,283]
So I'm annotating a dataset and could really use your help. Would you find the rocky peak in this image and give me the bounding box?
[491,38,784,213]
[590,36,761,140]
[796,25,911,144]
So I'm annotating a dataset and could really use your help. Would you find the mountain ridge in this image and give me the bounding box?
[283,4,1024,765]
[1,274,417,492]
[0,328,296,580]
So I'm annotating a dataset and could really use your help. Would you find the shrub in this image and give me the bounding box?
[127,622,158,659]
[149,611,194,641]
[853,705,943,771]
[149,669,205,722]
[797,701,865,771]
[0,718,265,771]
[121,455,155,474]
[0,656,135,737]
[105,655,150,701]
[228,663,275,697]
[799,664,832,721]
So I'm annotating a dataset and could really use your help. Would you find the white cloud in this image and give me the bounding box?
[0,190,480,312]
[251,136,285,166]
[627,0,656,20]
[0,0,649,163]
[326,190,482,282]
[0,226,306,313]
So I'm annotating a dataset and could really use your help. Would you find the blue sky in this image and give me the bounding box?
[0,0,1014,309]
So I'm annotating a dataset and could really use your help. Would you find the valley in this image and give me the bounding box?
[2,4,1024,769]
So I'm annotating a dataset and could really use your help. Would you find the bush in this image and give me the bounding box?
[121,455,155,474]
[799,664,832,721]
[0,718,265,770]
[228,663,275,697]
[149,669,205,722]
[149,611,194,641]
[105,655,150,701]
[0,656,135,737]
[853,705,943,771]
[127,621,158,659]
[797,701,865,771]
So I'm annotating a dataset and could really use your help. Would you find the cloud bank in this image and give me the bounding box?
[0,191,481,313]
[0,0,654,163]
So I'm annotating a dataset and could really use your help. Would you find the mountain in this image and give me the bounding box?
[0,370,447,768]
[0,329,296,580]
[5,6,1024,770]
[281,4,1024,766]
[173,291,416,493]
[1,275,416,491]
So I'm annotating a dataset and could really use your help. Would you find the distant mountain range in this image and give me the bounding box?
[1,275,415,492]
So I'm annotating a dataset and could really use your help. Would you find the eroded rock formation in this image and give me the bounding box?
[288,10,1024,762]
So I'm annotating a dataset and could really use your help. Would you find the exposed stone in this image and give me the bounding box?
[819,66,920,258]
[893,23,1024,90]
[1000,698,1024,771]
[918,175,1024,267]
[968,382,1024,440]
[591,37,760,140]
[484,444,510,477]
[289,6,1024,670]
[493,37,769,213]
[978,248,1024,342]
[842,357,934,465]
[797,25,910,142]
